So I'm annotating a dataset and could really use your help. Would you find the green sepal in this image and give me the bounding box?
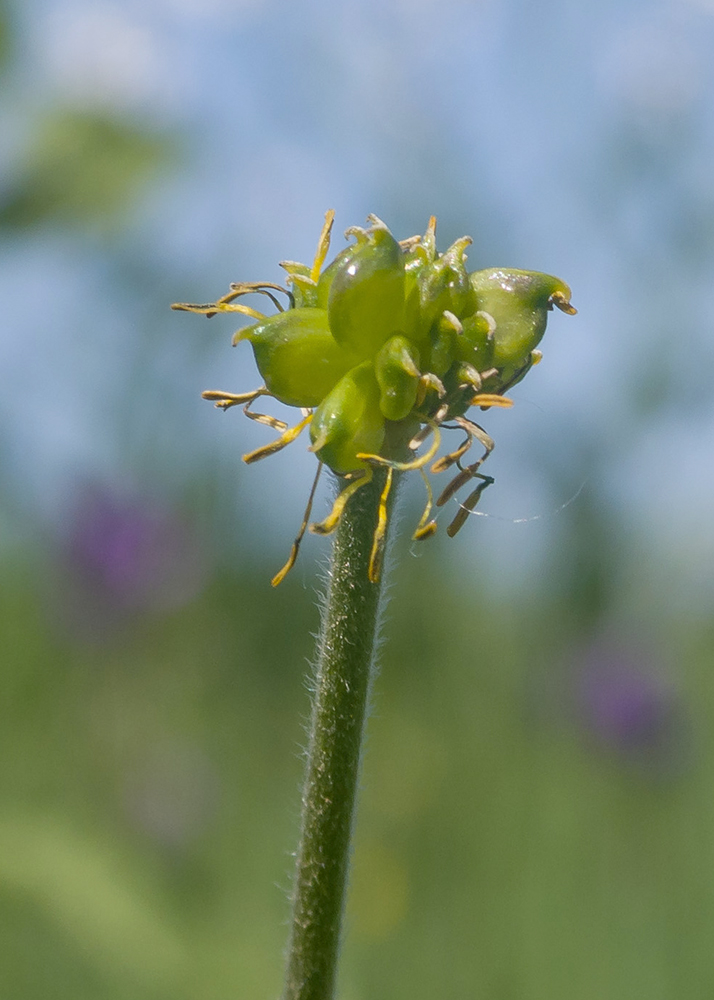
[237,307,355,408]
[374,335,421,422]
[469,268,574,382]
[310,361,385,474]
[327,216,406,360]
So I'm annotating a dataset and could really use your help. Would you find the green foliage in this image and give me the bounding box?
[1,555,710,1000]
[0,110,173,232]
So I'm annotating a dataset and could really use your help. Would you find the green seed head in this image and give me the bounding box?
[174,212,575,585]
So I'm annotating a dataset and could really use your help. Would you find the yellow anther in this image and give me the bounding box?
[310,209,336,283]
[358,420,441,473]
[202,386,270,411]
[310,468,373,536]
[271,462,324,587]
[242,413,312,465]
[368,467,394,583]
[470,393,513,409]
[412,469,437,541]
[446,476,494,537]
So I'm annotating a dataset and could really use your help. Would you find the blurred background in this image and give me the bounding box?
[2,0,714,997]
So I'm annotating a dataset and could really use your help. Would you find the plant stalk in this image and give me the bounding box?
[282,468,397,1000]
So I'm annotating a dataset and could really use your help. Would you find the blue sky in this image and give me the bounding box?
[3,0,714,607]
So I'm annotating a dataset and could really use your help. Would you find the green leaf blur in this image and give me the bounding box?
[0,111,173,233]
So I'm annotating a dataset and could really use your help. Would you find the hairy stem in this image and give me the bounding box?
[282,468,398,1000]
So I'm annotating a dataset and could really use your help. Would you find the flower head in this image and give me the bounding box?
[173,212,575,585]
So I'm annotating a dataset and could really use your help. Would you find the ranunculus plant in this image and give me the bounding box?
[173,212,574,1000]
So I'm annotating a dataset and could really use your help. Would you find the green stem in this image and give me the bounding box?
[282,468,398,1000]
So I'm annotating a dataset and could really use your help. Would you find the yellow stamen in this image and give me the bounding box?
[172,301,265,322]
[242,413,312,465]
[224,282,291,312]
[201,386,270,411]
[310,468,373,536]
[368,467,394,583]
[412,469,437,541]
[310,209,336,283]
[446,476,494,537]
[431,426,473,474]
[470,393,513,409]
[358,420,441,473]
[243,396,288,432]
[271,462,324,587]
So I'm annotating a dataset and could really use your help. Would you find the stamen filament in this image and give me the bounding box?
[470,394,514,409]
[242,414,313,465]
[358,420,441,472]
[243,396,288,432]
[431,426,473,474]
[368,466,393,583]
[271,462,324,587]
[446,475,494,537]
[171,301,266,321]
[310,210,336,282]
[412,469,437,541]
[202,386,270,411]
[310,468,373,536]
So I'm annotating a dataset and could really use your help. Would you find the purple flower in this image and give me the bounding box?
[572,635,685,772]
[57,483,207,637]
